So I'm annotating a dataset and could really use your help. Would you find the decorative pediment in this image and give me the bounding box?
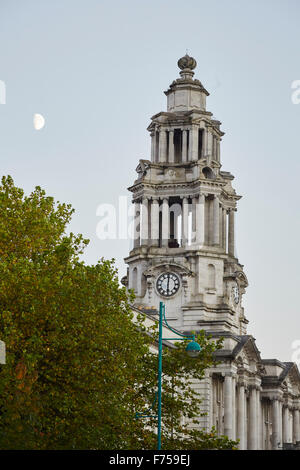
[143,262,194,278]
[233,335,265,374]
[280,362,300,392]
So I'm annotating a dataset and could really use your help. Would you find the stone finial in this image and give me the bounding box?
[177,54,197,71]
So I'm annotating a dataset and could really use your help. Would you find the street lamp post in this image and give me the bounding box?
[136,301,201,450]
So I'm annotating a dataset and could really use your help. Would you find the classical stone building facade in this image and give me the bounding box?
[122,55,300,450]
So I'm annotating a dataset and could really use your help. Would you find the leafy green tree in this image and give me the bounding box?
[0,176,237,450]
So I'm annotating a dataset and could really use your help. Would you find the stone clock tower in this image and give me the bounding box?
[123,54,249,336]
[122,56,300,450]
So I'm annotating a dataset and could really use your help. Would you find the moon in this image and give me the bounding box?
[33,113,45,130]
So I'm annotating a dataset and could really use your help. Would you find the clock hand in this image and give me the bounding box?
[167,275,170,294]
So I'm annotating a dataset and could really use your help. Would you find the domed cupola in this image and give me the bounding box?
[164,54,209,112]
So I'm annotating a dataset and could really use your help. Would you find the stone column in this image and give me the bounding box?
[133,201,140,249]
[278,399,283,447]
[224,374,233,439]
[272,398,280,450]
[182,129,188,162]
[216,139,220,162]
[232,376,236,440]
[168,130,174,163]
[249,386,257,449]
[191,197,197,243]
[172,201,180,243]
[212,136,216,160]
[191,125,199,161]
[237,382,246,449]
[161,198,169,247]
[141,197,149,246]
[151,131,156,162]
[222,208,227,251]
[181,197,189,247]
[207,130,213,164]
[283,405,292,443]
[294,408,300,443]
[202,127,207,158]
[150,198,159,246]
[212,195,220,246]
[283,406,290,444]
[159,129,167,163]
[257,389,262,450]
[228,209,235,257]
[196,194,205,246]
[288,407,293,443]
[219,205,223,250]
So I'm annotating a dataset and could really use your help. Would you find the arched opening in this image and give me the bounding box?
[202,166,215,180]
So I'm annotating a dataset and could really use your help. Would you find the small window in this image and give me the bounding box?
[132,267,138,293]
[208,264,216,289]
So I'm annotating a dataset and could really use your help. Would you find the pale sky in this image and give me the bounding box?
[0,0,299,362]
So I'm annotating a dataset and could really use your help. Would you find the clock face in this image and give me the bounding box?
[232,282,240,304]
[156,272,180,297]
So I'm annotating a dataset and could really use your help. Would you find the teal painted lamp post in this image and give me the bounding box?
[136,301,201,450]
